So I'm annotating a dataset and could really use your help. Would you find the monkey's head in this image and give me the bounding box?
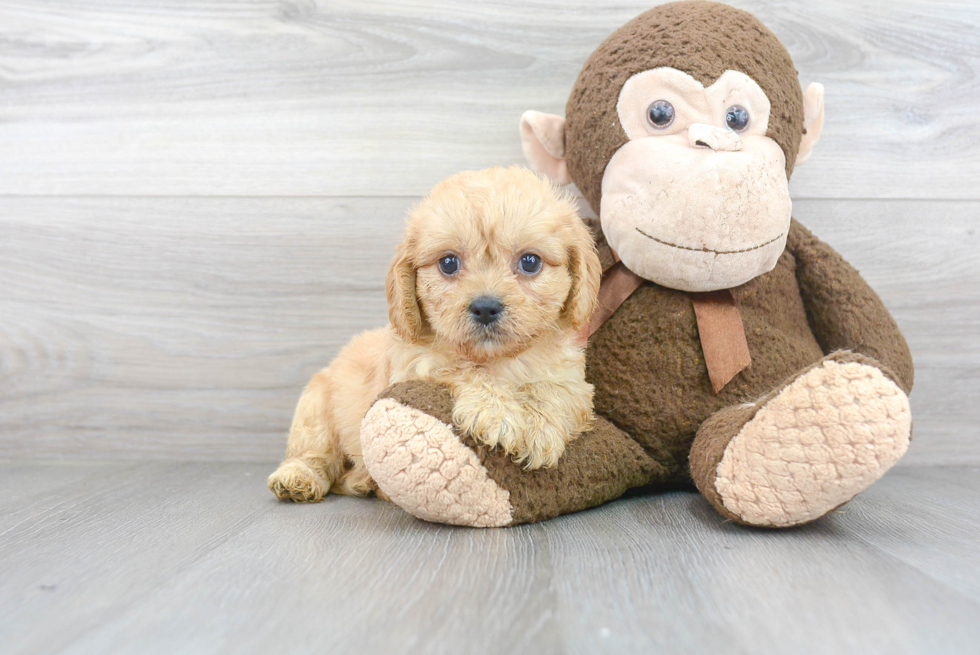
[520,1,825,292]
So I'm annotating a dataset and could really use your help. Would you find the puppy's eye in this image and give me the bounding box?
[647,100,675,129]
[438,254,460,276]
[725,105,750,132]
[518,253,542,275]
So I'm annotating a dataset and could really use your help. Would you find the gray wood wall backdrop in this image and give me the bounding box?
[1,0,978,464]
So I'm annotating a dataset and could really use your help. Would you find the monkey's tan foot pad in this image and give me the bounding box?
[268,459,329,503]
[694,356,912,528]
[361,398,514,527]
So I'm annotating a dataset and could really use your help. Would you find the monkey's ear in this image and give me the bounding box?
[386,241,426,343]
[796,83,825,166]
[520,111,572,185]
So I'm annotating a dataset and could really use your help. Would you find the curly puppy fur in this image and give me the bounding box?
[268,167,602,502]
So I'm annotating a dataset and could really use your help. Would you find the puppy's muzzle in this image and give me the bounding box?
[469,296,504,326]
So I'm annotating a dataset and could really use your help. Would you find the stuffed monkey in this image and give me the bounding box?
[359,1,914,528]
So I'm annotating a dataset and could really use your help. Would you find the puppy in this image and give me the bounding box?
[268,166,602,502]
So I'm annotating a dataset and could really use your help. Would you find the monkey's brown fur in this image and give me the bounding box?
[360,1,915,528]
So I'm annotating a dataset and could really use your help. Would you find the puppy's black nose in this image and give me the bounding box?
[469,296,504,326]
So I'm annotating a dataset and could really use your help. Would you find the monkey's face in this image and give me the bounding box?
[522,3,825,293]
[600,68,792,292]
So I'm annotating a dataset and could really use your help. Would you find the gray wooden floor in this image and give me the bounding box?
[1,461,978,655]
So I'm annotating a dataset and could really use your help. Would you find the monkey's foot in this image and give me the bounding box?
[360,381,659,527]
[690,352,912,528]
[360,384,513,527]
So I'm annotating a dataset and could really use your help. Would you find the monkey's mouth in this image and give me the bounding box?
[635,228,784,255]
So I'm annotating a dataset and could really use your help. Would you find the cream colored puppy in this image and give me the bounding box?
[268,166,602,502]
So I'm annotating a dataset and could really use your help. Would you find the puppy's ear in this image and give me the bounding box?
[562,218,602,330]
[386,240,426,343]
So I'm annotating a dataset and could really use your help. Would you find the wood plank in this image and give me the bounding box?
[0,196,407,461]
[0,197,976,463]
[0,461,272,653]
[0,458,144,517]
[0,462,978,654]
[540,466,980,654]
[0,460,561,655]
[0,0,977,198]
[840,465,980,604]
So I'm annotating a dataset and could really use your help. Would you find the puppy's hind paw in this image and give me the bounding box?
[268,459,329,502]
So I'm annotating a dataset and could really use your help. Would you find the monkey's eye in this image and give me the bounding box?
[646,100,675,129]
[518,253,542,275]
[438,254,460,276]
[725,105,750,132]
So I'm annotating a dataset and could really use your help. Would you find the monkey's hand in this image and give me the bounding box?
[360,380,661,527]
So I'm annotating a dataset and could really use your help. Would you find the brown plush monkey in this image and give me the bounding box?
[359,1,914,528]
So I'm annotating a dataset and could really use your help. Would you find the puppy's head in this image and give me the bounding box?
[387,166,601,361]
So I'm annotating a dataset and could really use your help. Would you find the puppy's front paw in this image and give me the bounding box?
[518,382,593,469]
[452,396,522,448]
[268,459,329,502]
[451,394,572,470]
[518,413,567,470]
[452,390,529,463]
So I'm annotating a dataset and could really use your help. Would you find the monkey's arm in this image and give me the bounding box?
[786,219,914,393]
[360,380,661,526]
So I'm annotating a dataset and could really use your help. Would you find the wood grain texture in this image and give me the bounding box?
[0,196,407,460]
[2,3,975,651]
[0,0,977,198]
[0,461,978,654]
[1,197,976,463]
[540,469,980,654]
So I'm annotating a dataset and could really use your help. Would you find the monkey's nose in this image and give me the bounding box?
[469,296,504,326]
[688,123,743,152]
